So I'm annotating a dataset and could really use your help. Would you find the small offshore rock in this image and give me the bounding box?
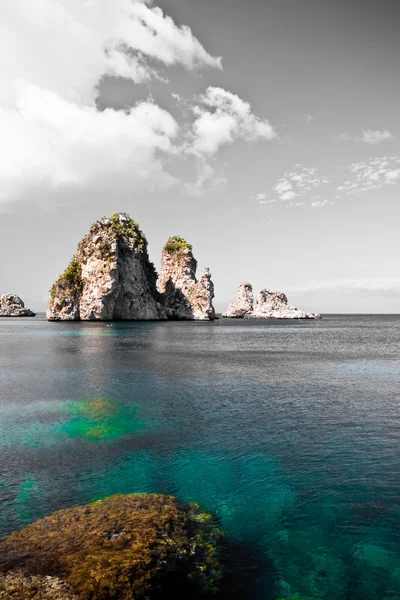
[0,295,35,317]
[251,289,319,319]
[222,282,253,318]
[157,236,215,320]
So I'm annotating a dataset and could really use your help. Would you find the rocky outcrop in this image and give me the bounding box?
[0,493,224,600]
[222,282,253,318]
[0,295,35,317]
[251,289,320,319]
[47,214,165,321]
[223,285,320,319]
[157,237,215,320]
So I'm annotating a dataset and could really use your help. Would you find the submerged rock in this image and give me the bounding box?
[47,214,165,321]
[0,295,35,317]
[222,282,254,318]
[223,285,320,319]
[0,493,224,600]
[157,236,215,320]
[252,289,320,319]
[0,572,77,599]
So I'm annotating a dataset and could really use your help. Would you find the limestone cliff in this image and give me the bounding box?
[47,214,165,321]
[222,282,254,318]
[223,285,320,319]
[157,237,215,320]
[0,295,35,317]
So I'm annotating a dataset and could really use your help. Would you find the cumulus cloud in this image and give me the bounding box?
[255,165,330,210]
[336,156,400,198]
[189,87,276,156]
[336,129,393,145]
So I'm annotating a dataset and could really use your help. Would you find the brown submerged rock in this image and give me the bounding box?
[0,493,224,600]
[0,294,35,317]
[222,282,253,318]
[47,214,165,321]
[157,236,215,320]
[0,572,77,599]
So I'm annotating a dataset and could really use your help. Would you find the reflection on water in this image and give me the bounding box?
[1,315,400,599]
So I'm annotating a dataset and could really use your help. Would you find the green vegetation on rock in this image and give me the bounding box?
[108,213,148,251]
[163,236,193,254]
[50,258,83,300]
[0,493,224,600]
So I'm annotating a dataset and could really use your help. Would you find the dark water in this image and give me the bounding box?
[1,315,400,599]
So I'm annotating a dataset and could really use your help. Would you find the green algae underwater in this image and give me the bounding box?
[1,315,400,599]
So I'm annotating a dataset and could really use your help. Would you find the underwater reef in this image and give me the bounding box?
[0,493,224,600]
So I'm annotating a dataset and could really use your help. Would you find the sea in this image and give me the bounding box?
[0,314,400,599]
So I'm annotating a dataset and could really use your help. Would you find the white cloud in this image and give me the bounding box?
[189,87,276,156]
[0,0,234,203]
[0,0,278,202]
[306,114,313,125]
[0,82,180,200]
[335,129,393,145]
[336,156,400,198]
[0,0,221,109]
[361,130,393,145]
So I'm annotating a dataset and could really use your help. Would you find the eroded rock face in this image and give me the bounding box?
[47,214,165,321]
[0,295,35,317]
[157,237,215,320]
[222,282,253,318]
[252,289,320,319]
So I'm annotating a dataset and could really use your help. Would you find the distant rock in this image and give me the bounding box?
[223,285,320,319]
[0,295,35,317]
[157,236,215,320]
[222,282,254,318]
[47,214,165,321]
[251,289,320,319]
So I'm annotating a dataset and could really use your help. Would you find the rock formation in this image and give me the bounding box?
[157,236,215,320]
[47,214,165,321]
[0,493,224,600]
[223,285,320,319]
[222,282,254,318]
[251,289,320,319]
[0,295,35,317]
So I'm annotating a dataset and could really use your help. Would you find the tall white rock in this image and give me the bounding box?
[47,214,165,321]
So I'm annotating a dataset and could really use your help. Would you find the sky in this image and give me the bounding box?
[1,0,399,313]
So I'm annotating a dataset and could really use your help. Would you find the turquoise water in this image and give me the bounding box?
[1,315,400,599]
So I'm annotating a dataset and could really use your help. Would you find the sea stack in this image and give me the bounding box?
[223,285,320,319]
[222,282,254,318]
[157,237,215,320]
[47,214,165,321]
[0,294,35,317]
[251,289,320,319]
